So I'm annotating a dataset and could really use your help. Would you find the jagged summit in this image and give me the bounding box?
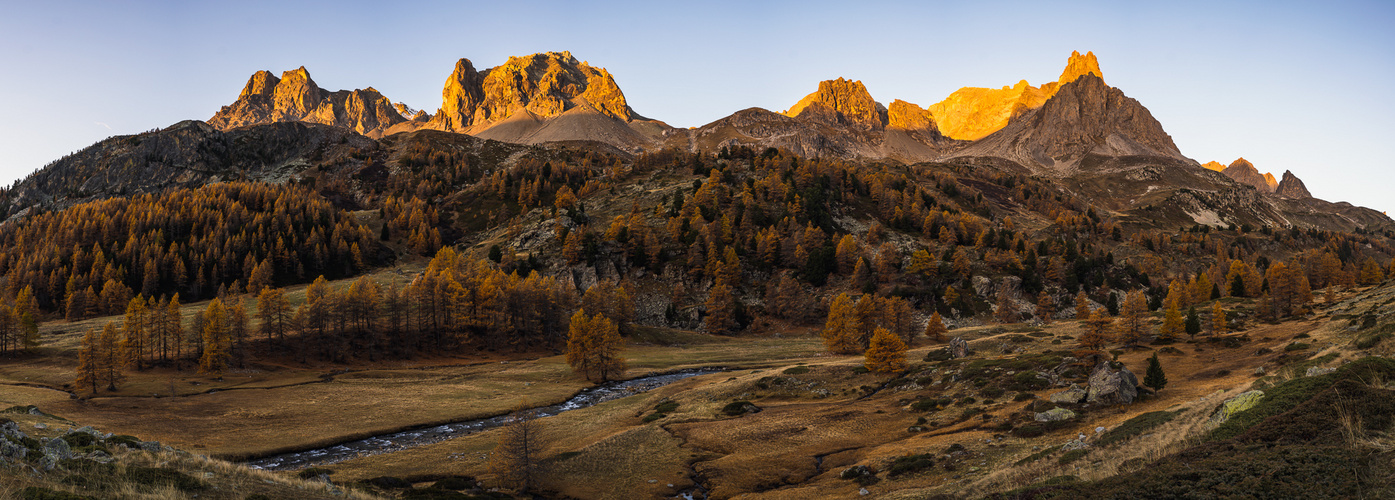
[1202,161,1227,172]
[1058,50,1104,85]
[209,66,407,138]
[783,78,888,130]
[427,51,644,134]
[942,73,1188,173]
[1276,170,1313,199]
[1222,158,1276,193]
[927,50,1107,141]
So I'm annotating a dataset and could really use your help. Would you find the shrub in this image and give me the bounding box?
[124,467,204,491]
[1058,449,1089,465]
[296,467,334,480]
[1096,411,1177,447]
[18,488,92,500]
[654,401,679,413]
[721,401,760,416]
[782,366,810,375]
[887,453,936,477]
[1014,392,1037,401]
[642,413,664,423]
[1284,342,1311,352]
[432,476,476,490]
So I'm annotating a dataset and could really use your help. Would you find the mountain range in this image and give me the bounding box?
[3,50,1386,233]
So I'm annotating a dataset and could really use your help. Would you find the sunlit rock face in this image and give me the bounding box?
[928,50,1104,141]
[209,67,406,138]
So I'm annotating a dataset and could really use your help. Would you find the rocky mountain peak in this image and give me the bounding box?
[1221,157,1276,193]
[428,52,638,134]
[1202,161,1226,172]
[209,66,406,137]
[1059,50,1104,85]
[785,78,887,130]
[1275,170,1313,198]
[240,70,279,99]
[886,99,937,133]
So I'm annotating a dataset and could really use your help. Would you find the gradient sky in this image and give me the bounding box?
[2,1,1392,214]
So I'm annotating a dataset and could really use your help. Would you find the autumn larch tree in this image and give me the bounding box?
[1074,291,1091,320]
[489,403,544,492]
[923,311,948,344]
[864,327,908,374]
[1116,290,1149,347]
[822,293,862,354]
[1035,292,1054,324]
[97,322,125,391]
[1158,297,1184,343]
[122,296,147,370]
[198,298,230,377]
[565,310,626,382]
[704,283,738,334]
[994,285,1018,324]
[75,328,101,395]
[257,287,293,347]
[1210,301,1228,335]
[1077,309,1114,357]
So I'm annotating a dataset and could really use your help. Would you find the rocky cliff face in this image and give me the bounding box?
[784,78,888,130]
[928,51,1103,141]
[428,51,641,133]
[1221,158,1276,193]
[1275,170,1313,198]
[209,67,407,138]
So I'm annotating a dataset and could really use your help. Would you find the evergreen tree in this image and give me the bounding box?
[1144,353,1167,392]
[1184,306,1202,339]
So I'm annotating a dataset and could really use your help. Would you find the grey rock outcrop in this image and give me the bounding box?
[948,337,970,359]
[1085,361,1139,405]
[1049,384,1088,404]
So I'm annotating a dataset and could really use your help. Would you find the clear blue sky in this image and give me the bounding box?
[2,1,1392,215]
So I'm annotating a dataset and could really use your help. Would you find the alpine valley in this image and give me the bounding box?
[1,51,1394,500]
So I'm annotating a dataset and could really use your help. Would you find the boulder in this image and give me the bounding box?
[0,438,26,460]
[1085,361,1139,405]
[949,337,970,359]
[1049,384,1088,404]
[1305,366,1335,377]
[43,437,72,461]
[1034,408,1077,422]
[1207,390,1265,426]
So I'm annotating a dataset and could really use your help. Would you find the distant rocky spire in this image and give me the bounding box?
[1275,170,1312,198]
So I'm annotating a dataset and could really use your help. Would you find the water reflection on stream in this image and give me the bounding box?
[246,368,719,471]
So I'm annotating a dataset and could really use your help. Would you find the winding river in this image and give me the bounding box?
[246,368,719,471]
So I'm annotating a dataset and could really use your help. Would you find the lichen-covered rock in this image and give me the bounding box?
[1049,384,1088,404]
[1085,361,1139,405]
[1035,408,1077,422]
[1208,390,1265,426]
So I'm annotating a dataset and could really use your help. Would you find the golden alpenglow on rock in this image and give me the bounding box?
[784,77,888,130]
[928,50,1104,141]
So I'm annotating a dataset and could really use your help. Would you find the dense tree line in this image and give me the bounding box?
[0,182,378,316]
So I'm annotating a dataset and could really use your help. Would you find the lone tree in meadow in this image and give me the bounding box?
[1144,352,1167,392]
[566,310,626,382]
[923,311,948,344]
[489,403,543,492]
[864,327,908,374]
